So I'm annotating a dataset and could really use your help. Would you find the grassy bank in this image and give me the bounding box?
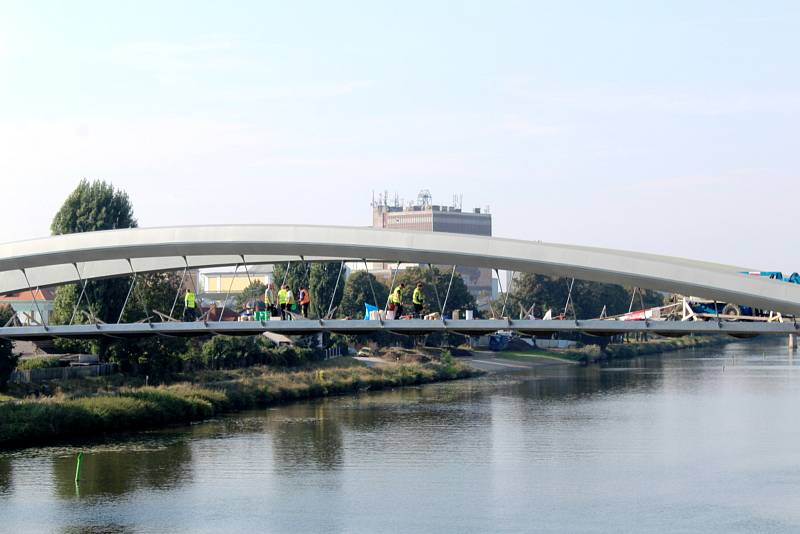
[500,335,730,364]
[0,358,479,450]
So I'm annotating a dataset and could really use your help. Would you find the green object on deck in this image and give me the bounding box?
[74,452,83,484]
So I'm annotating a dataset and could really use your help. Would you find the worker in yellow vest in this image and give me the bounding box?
[390,283,406,318]
[277,285,288,319]
[412,282,425,318]
[184,288,198,321]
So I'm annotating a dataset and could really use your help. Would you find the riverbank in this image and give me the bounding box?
[497,335,731,364]
[0,357,480,450]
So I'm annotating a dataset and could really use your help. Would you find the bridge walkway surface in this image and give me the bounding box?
[0,318,796,341]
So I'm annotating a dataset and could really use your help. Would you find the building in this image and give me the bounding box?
[0,288,56,325]
[198,266,274,306]
[371,190,494,305]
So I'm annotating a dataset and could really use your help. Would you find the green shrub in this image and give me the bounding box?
[16,357,63,370]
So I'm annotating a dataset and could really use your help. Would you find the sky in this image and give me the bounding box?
[0,0,798,269]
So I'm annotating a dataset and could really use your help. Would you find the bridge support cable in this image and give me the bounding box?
[126,259,151,324]
[441,265,457,319]
[495,269,514,319]
[563,278,576,320]
[427,263,444,316]
[218,263,240,322]
[117,269,138,324]
[280,261,291,289]
[628,288,637,314]
[168,257,189,319]
[362,259,381,323]
[384,261,402,314]
[326,260,346,319]
[69,262,94,326]
[299,256,323,321]
[240,255,253,287]
[20,268,47,330]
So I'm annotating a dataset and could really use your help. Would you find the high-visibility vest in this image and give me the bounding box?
[184,291,196,309]
[278,288,288,304]
[413,287,424,305]
[391,287,403,304]
[299,289,310,305]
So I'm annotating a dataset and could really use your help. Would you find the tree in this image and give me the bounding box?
[273,261,345,318]
[500,273,664,319]
[49,180,138,356]
[236,280,267,308]
[309,262,345,318]
[392,266,476,316]
[0,305,18,391]
[271,262,306,297]
[50,180,137,327]
[339,271,388,319]
[51,179,137,235]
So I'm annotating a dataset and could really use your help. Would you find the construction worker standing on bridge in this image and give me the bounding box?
[184,288,198,322]
[278,285,288,319]
[412,282,425,318]
[298,286,310,317]
[390,283,406,318]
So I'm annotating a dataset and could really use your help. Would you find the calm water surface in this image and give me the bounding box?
[2,339,800,533]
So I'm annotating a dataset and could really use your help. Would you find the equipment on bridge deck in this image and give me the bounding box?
[741,271,800,284]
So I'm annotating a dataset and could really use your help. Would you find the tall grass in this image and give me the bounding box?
[0,360,480,450]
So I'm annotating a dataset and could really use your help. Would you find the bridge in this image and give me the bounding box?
[1,224,799,340]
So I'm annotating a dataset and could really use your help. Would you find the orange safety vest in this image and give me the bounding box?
[299,289,310,305]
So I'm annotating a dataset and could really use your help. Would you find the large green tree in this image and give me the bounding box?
[338,271,388,319]
[0,305,18,391]
[309,262,345,318]
[392,266,476,316]
[50,180,138,329]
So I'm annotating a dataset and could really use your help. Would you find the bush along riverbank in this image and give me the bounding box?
[499,335,733,365]
[0,356,480,450]
[557,335,731,364]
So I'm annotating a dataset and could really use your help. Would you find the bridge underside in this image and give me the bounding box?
[1,319,796,341]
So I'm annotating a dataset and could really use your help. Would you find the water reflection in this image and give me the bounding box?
[0,454,11,495]
[267,403,344,471]
[52,438,193,498]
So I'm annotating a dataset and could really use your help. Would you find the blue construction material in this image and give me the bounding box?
[364,303,379,320]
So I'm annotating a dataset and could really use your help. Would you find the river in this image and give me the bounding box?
[2,339,800,533]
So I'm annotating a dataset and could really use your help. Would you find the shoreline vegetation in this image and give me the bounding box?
[501,335,731,364]
[0,356,479,450]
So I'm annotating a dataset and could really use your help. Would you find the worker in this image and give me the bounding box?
[412,282,425,318]
[285,286,295,316]
[184,288,197,322]
[264,282,278,315]
[277,284,288,319]
[390,283,406,318]
[298,286,310,317]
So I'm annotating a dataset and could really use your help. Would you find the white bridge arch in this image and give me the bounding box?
[1,224,799,316]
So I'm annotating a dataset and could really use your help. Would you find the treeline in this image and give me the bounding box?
[496,273,664,319]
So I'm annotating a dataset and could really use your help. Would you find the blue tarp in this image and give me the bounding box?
[364,303,379,320]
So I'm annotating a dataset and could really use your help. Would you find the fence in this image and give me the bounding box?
[11,363,116,384]
[323,346,343,360]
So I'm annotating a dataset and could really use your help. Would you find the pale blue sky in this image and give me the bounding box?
[1,1,798,267]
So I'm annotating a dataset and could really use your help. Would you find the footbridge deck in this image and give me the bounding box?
[1,319,796,341]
